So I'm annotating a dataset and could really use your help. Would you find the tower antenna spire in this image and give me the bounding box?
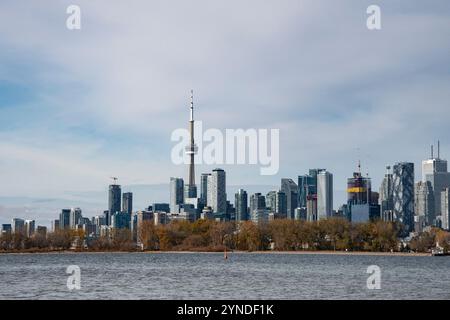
[190,89,194,121]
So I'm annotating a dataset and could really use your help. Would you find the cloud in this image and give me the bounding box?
[0,0,449,224]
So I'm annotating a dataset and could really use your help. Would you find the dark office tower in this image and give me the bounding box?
[122,192,133,215]
[235,189,248,222]
[109,183,122,221]
[185,90,198,199]
[59,209,71,230]
[393,162,415,234]
[170,177,184,213]
[200,173,210,205]
[281,179,298,219]
[298,175,314,208]
[380,166,394,218]
[249,193,266,215]
[308,169,325,195]
[266,191,286,215]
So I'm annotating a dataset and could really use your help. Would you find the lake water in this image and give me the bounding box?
[0,252,449,300]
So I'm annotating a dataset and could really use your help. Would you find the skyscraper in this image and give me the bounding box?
[421,142,450,220]
[235,189,248,222]
[298,174,314,208]
[184,90,198,199]
[266,190,287,216]
[200,173,210,205]
[12,218,25,235]
[379,166,394,219]
[249,193,268,223]
[281,179,298,219]
[108,183,122,222]
[317,170,333,220]
[414,181,434,226]
[441,188,450,231]
[59,209,71,230]
[170,177,184,213]
[207,168,227,214]
[122,192,133,215]
[69,207,82,229]
[393,162,415,234]
[308,169,325,195]
[24,220,35,238]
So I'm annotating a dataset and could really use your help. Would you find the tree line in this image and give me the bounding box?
[2,218,449,253]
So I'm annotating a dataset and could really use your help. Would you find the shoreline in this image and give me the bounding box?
[0,250,432,257]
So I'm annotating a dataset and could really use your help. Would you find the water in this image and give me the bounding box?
[0,252,449,300]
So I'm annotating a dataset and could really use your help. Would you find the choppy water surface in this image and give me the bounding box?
[0,252,449,299]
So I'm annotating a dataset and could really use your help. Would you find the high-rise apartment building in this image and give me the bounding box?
[235,189,248,222]
[122,192,133,215]
[108,184,122,221]
[393,162,415,234]
[281,179,298,219]
[317,170,333,220]
[207,169,227,214]
[170,177,184,213]
[441,188,450,231]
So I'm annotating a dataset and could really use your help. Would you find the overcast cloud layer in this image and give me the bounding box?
[0,1,449,225]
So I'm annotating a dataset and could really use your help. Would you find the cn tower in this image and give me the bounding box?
[185,90,198,198]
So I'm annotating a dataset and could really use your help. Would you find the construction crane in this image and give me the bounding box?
[110,177,118,185]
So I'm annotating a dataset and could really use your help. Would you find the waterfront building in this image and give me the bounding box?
[306,194,317,221]
[281,178,298,219]
[12,218,25,235]
[51,220,60,232]
[207,168,227,214]
[200,173,210,206]
[152,203,170,213]
[393,162,415,234]
[170,177,184,213]
[108,183,122,223]
[122,192,133,215]
[421,143,450,221]
[294,207,307,221]
[70,208,82,229]
[36,226,47,237]
[1,224,12,235]
[111,211,131,229]
[24,220,35,238]
[59,209,71,230]
[235,189,248,222]
[414,181,435,228]
[298,174,315,208]
[317,170,333,220]
[379,166,394,218]
[441,188,450,230]
[154,211,169,226]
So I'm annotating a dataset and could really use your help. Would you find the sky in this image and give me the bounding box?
[0,1,450,225]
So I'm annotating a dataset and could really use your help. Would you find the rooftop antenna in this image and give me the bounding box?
[190,89,194,122]
[438,140,440,159]
[110,177,118,185]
